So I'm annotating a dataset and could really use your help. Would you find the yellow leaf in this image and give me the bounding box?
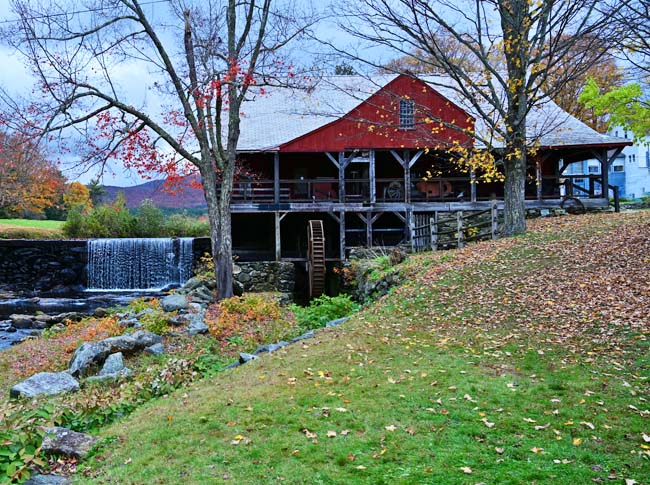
[530,447,544,454]
[573,438,583,446]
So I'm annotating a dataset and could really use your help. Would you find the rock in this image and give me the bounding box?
[182,276,204,291]
[167,314,189,326]
[232,264,242,275]
[161,294,189,312]
[188,302,203,312]
[192,287,215,302]
[237,273,251,284]
[118,318,141,328]
[10,372,79,398]
[86,368,133,383]
[145,343,165,356]
[93,307,108,318]
[56,312,84,323]
[232,280,244,297]
[290,330,315,343]
[99,353,125,376]
[42,427,98,458]
[254,341,289,355]
[9,314,34,329]
[23,474,70,485]
[69,331,162,377]
[68,342,109,378]
[187,313,209,336]
[239,353,259,364]
[325,317,350,328]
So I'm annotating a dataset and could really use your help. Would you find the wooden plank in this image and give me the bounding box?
[409,149,424,168]
[491,199,498,240]
[274,152,280,203]
[457,211,464,248]
[430,213,438,251]
[390,149,405,166]
[404,151,411,204]
[325,152,339,168]
[338,152,346,203]
[536,162,542,201]
[470,168,477,202]
[366,210,372,247]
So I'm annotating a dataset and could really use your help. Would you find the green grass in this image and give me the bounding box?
[0,219,64,229]
[70,212,649,484]
[0,219,64,239]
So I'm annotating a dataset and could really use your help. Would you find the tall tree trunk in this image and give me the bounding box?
[201,165,235,300]
[502,139,527,235]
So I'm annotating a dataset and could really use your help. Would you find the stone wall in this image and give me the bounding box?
[0,240,87,294]
[234,262,295,294]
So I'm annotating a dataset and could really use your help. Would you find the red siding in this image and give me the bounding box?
[280,75,474,153]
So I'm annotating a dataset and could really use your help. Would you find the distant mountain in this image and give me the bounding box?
[102,177,207,210]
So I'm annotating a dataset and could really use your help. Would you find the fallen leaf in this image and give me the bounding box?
[495,447,504,454]
[580,421,595,430]
[327,430,337,438]
[642,433,650,443]
[355,465,366,470]
[530,447,544,454]
[341,429,350,436]
[385,425,397,432]
[460,466,472,474]
[482,418,495,428]
[573,437,583,446]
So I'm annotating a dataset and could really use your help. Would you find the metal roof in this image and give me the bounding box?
[235,74,628,152]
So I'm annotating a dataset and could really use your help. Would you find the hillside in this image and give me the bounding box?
[102,176,207,210]
[79,211,649,484]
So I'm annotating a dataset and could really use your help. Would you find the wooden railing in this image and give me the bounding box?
[411,200,501,252]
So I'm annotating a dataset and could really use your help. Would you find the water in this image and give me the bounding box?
[87,238,193,291]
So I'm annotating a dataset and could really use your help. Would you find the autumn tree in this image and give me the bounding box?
[63,181,93,213]
[3,0,313,299]
[340,0,619,235]
[0,131,65,217]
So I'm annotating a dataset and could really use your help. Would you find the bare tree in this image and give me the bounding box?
[339,0,619,235]
[2,0,313,299]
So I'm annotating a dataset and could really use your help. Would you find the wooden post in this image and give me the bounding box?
[339,210,346,260]
[366,210,372,247]
[457,211,464,248]
[403,150,411,203]
[338,152,346,203]
[536,162,543,201]
[274,211,281,261]
[406,208,414,250]
[470,168,477,202]
[369,149,376,203]
[273,152,280,203]
[600,149,609,198]
[491,199,498,240]
[430,213,438,251]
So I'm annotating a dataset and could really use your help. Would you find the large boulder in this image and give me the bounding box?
[41,427,98,458]
[10,372,79,399]
[68,331,162,377]
[161,294,189,312]
[68,342,110,378]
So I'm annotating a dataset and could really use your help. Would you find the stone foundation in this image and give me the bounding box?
[0,240,87,294]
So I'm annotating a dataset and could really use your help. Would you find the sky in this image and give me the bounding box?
[0,1,391,187]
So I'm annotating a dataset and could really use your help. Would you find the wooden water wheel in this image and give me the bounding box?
[307,220,326,298]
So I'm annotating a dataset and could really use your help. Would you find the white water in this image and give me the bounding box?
[87,238,194,290]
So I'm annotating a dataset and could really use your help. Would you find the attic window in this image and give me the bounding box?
[399,99,415,129]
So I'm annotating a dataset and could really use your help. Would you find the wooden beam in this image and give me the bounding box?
[408,149,424,168]
[536,161,542,201]
[370,212,383,224]
[404,150,411,203]
[369,149,376,203]
[273,152,280,203]
[274,211,281,261]
[392,211,406,223]
[390,149,405,167]
[326,211,340,223]
[339,210,346,260]
[470,168,477,203]
[325,152,339,169]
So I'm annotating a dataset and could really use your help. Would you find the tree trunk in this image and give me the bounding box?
[502,142,527,235]
[201,165,234,301]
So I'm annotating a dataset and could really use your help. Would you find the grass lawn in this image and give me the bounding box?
[0,219,64,239]
[74,211,649,485]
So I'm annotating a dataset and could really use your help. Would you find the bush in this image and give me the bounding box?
[290,294,360,331]
[205,294,294,350]
[62,205,84,238]
[62,193,135,238]
[134,199,165,237]
[165,213,210,237]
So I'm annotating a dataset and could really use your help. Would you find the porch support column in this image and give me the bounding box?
[369,150,376,203]
[273,152,280,203]
[595,149,610,198]
[274,212,288,261]
[339,210,346,260]
[333,152,353,203]
[356,211,374,247]
[403,151,411,204]
[470,168,477,202]
[536,161,543,201]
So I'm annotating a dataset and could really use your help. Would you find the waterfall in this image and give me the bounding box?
[87,238,194,290]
